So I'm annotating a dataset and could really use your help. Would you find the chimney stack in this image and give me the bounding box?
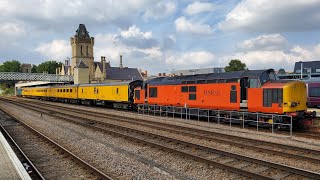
[102,56,106,80]
[119,55,123,68]
[101,56,104,65]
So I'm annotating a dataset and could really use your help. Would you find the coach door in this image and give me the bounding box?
[240,77,249,108]
[94,87,99,100]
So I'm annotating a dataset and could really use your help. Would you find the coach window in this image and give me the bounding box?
[97,88,99,94]
[135,90,140,100]
[309,87,320,97]
[82,89,84,93]
[149,87,157,98]
[181,86,188,92]
[63,89,65,92]
[66,89,69,92]
[189,94,196,100]
[189,86,196,92]
[116,88,119,94]
[70,89,72,93]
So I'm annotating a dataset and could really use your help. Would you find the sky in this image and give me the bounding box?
[1,0,320,75]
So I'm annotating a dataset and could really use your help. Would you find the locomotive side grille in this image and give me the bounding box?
[263,88,283,107]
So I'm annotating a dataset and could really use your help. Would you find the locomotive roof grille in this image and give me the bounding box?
[148,69,275,85]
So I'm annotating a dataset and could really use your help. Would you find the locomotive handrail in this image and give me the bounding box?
[138,104,293,136]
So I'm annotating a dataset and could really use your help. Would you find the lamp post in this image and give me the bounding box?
[304,68,311,79]
[300,61,303,79]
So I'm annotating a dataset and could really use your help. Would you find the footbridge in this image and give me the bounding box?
[0,72,73,82]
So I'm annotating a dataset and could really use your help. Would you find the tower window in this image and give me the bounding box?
[81,46,83,55]
[86,46,89,56]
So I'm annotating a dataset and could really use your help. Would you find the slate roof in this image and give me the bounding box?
[75,60,88,68]
[105,67,143,81]
[147,69,275,85]
[75,24,90,39]
[94,61,110,72]
[294,61,320,73]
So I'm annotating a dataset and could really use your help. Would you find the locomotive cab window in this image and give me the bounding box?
[149,87,157,98]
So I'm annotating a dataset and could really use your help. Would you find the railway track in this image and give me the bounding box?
[0,123,44,180]
[0,107,113,180]
[1,97,320,179]
[6,97,320,163]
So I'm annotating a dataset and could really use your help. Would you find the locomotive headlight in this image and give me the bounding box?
[289,102,298,107]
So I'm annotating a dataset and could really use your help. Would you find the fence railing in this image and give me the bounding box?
[0,72,73,82]
[138,104,293,136]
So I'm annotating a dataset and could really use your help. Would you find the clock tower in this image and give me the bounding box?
[70,24,94,79]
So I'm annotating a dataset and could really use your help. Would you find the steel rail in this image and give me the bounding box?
[3,99,320,179]
[0,124,45,180]
[0,105,113,180]
[7,97,320,157]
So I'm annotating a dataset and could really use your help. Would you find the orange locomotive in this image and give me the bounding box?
[134,69,315,128]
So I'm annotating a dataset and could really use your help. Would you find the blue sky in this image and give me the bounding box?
[1,0,320,75]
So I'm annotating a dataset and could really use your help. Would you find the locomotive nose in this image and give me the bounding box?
[283,81,307,113]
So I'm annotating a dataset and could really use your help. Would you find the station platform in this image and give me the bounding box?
[0,131,31,180]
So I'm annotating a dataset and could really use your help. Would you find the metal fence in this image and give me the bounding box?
[138,104,293,136]
[0,72,74,82]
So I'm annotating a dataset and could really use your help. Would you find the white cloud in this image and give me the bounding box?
[120,25,152,39]
[224,45,320,71]
[35,40,70,60]
[184,1,215,15]
[237,34,288,51]
[116,25,159,49]
[166,51,215,68]
[94,31,162,71]
[0,22,25,36]
[143,1,176,20]
[175,16,212,35]
[1,0,160,29]
[219,0,320,32]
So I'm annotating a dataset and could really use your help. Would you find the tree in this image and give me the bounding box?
[278,68,286,74]
[225,59,246,72]
[0,60,21,72]
[37,60,62,74]
[31,64,38,73]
